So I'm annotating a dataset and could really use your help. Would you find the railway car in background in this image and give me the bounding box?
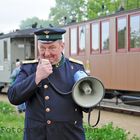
[62,9,140,106]
[0,28,37,92]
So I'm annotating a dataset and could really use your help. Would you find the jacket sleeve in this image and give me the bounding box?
[8,64,38,105]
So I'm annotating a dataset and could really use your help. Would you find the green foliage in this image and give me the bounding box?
[0,101,24,140]
[48,0,140,26]
[125,0,140,10]
[0,102,140,140]
[84,123,140,140]
[87,0,118,19]
[87,0,140,20]
[19,17,49,29]
[49,0,87,25]
[0,101,15,114]
[19,0,140,28]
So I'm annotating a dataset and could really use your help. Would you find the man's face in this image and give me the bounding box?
[38,40,64,65]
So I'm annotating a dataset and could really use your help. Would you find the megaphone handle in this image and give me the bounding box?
[88,103,101,127]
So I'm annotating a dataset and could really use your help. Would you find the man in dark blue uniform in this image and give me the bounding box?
[8,27,90,140]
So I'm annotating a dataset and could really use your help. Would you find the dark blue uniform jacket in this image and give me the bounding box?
[8,57,88,140]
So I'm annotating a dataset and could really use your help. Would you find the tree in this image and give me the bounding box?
[87,0,140,20]
[20,0,140,29]
[125,0,140,10]
[20,17,49,29]
[48,0,87,26]
[87,0,123,19]
[48,0,124,24]
[51,0,139,22]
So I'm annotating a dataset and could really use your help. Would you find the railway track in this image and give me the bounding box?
[99,99,140,116]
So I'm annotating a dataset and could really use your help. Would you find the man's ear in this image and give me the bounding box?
[59,40,64,49]
[61,42,65,49]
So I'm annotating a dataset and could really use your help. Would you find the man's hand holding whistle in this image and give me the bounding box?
[35,59,53,85]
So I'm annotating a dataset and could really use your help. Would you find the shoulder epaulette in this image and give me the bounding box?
[69,58,83,65]
[22,59,38,64]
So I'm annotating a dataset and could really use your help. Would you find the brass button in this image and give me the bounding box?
[45,96,49,100]
[46,108,50,112]
[71,65,74,69]
[74,121,77,124]
[75,108,77,111]
[44,85,48,89]
[47,120,51,124]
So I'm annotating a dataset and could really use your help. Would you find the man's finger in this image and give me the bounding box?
[40,59,50,65]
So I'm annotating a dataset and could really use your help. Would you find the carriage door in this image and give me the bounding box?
[0,39,11,83]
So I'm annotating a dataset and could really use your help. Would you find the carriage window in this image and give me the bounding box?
[101,21,109,51]
[130,15,140,50]
[3,41,8,60]
[91,23,99,52]
[70,28,77,55]
[117,17,127,50]
[79,25,86,53]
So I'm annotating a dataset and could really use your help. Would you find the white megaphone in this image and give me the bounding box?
[72,71,105,108]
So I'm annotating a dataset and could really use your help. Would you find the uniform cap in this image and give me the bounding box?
[34,27,66,42]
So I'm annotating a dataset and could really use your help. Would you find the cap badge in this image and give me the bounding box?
[44,31,50,35]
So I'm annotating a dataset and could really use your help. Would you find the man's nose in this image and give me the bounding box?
[44,50,51,57]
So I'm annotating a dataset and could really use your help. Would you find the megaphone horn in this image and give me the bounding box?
[72,71,105,108]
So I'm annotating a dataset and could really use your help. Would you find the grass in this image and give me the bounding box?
[84,123,140,140]
[0,101,24,140]
[0,101,140,140]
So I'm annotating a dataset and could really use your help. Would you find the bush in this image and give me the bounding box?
[84,123,140,140]
[0,101,15,114]
[0,101,24,140]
